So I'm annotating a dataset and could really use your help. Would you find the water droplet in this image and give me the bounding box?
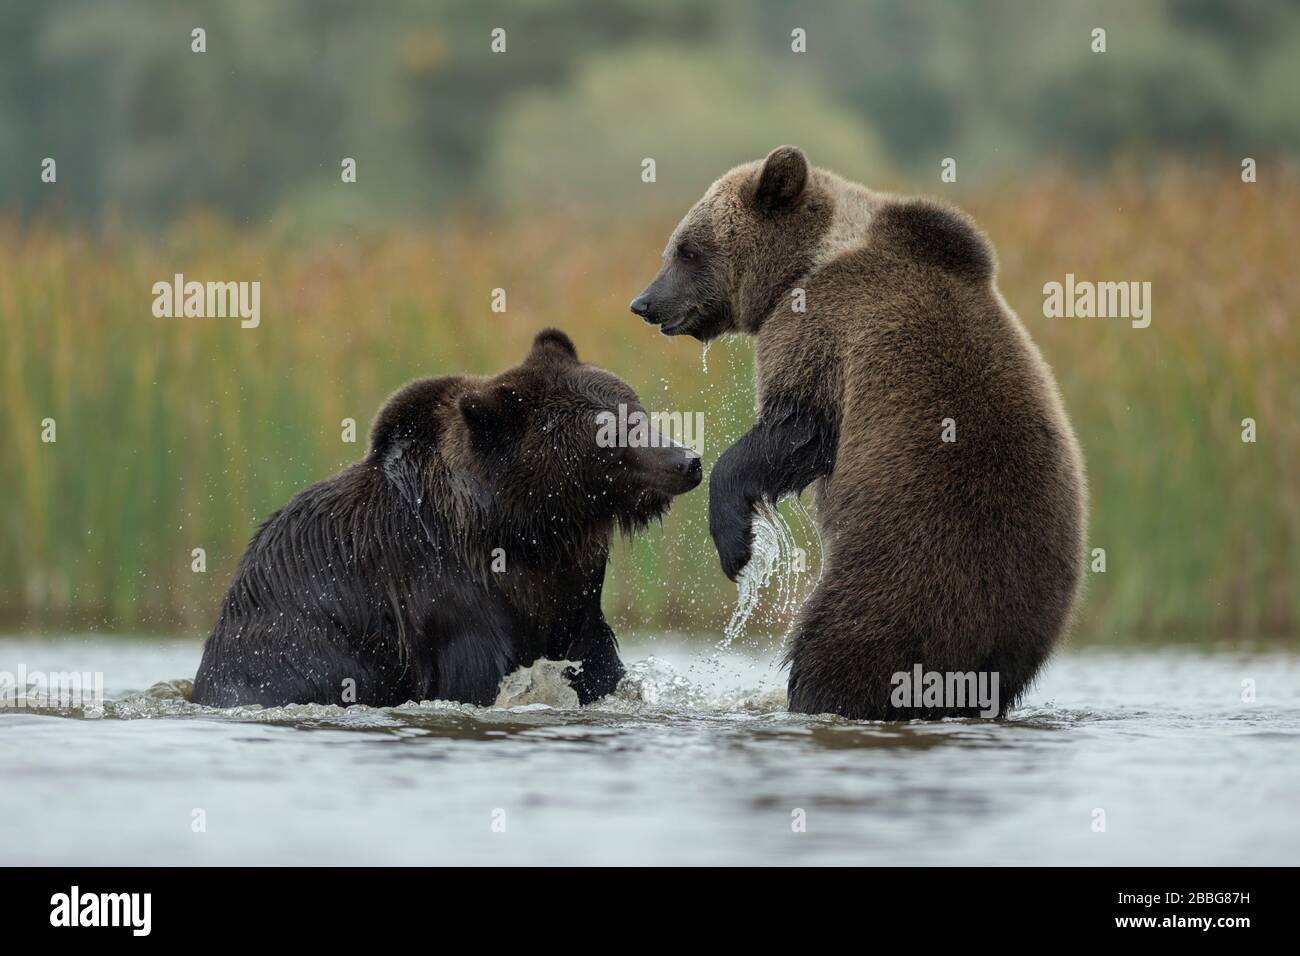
[722,503,804,647]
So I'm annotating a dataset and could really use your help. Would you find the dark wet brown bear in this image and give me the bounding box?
[632,146,1087,719]
[193,329,701,708]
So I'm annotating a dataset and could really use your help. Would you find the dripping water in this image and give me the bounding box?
[722,502,806,647]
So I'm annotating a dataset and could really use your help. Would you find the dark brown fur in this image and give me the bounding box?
[632,146,1087,720]
[193,330,701,708]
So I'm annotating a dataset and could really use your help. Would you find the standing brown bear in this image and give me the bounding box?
[631,146,1086,719]
[193,329,701,708]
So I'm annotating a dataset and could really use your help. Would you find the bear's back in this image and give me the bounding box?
[784,198,1086,674]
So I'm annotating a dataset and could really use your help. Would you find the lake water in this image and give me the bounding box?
[2,634,1297,866]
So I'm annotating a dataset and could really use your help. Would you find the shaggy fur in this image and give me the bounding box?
[192,329,700,708]
[631,146,1087,719]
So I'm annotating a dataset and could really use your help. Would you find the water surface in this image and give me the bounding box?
[2,634,1296,865]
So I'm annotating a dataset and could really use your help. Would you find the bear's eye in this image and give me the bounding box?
[676,243,696,263]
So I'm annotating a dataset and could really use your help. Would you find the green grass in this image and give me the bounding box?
[2,167,1297,643]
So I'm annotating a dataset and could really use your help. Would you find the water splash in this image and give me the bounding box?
[494,659,579,708]
[722,503,805,647]
[71,656,787,724]
[701,340,711,373]
[617,656,710,709]
[786,496,824,589]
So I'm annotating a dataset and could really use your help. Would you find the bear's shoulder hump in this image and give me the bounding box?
[874,198,995,282]
[369,376,459,456]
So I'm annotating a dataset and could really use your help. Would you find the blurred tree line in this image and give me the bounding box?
[1,0,1297,226]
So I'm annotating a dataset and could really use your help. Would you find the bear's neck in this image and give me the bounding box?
[808,175,884,272]
[739,173,881,335]
[492,544,611,661]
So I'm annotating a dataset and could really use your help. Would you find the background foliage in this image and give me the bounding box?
[1,1,1297,643]
[5,0,1300,223]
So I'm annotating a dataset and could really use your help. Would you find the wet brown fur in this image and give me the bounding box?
[638,146,1087,719]
[193,330,700,708]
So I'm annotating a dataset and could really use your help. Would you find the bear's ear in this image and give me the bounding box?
[458,384,526,444]
[753,145,808,212]
[529,327,579,363]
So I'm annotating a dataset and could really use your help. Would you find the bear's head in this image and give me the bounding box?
[629,145,837,341]
[371,329,701,562]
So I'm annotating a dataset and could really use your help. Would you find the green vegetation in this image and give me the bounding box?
[3,1,1300,224]
[2,168,1296,641]
[2,2,1296,642]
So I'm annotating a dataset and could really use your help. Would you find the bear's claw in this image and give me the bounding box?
[712,512,754,582]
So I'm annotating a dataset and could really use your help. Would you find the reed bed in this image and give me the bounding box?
[2,167,1296,643]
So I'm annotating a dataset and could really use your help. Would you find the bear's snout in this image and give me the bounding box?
[633,441,702,495]
[667,447,703,489]
[679,451,703,483]
[629,293,656,321]
[665,444,702,488]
